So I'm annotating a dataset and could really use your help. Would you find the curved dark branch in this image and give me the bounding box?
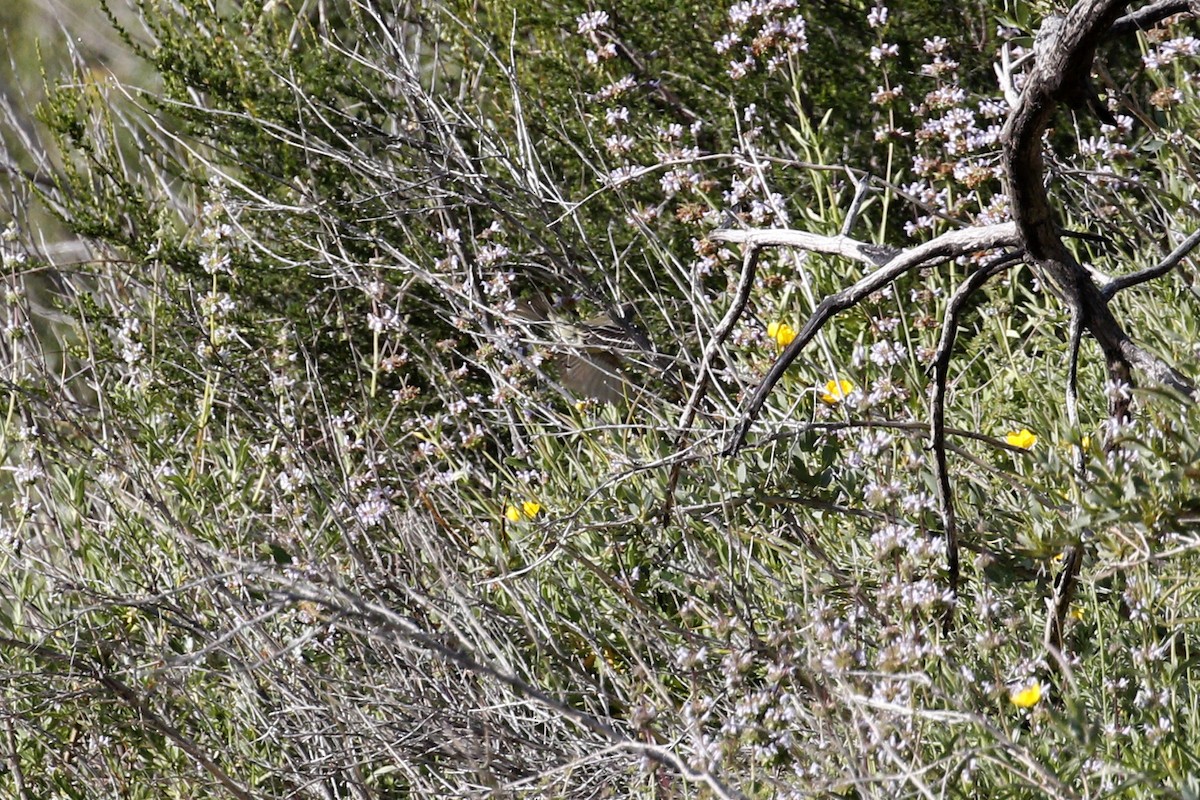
[717,224,1019,455]
[1065,309,1086,474]
[1005,0,1130,263]
[1046,544,1086,654]
[1108,0,1198,38]
[1004,1,1196,407]
[1045,310,1087,661]
[930,251,1023,626]
[1102,228,1200,299]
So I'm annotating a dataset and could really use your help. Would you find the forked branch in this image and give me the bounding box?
[1002,0,1197,408]
[714,0,1198,640]
[716,223,1020,455]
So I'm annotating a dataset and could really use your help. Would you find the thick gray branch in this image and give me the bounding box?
[710,228,899,268]
[1003,0,1196,402]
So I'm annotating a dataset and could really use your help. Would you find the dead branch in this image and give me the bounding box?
[661,245,762,524]
[931,251,1024,621]
[1107,0,1199,37]
[1005,0,1199,655]
[1102,228,1200,299]
[710,227,900,269]
[713,0,1198,641]
[1002,0,1196,407]
[716,222,1020,455]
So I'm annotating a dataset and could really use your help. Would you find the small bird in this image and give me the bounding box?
[509,295,641,404]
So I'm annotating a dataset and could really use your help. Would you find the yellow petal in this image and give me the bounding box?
[1005,428,1037,449]
[522,501,542,518]
[1059,434,1091,452]
[1010,680,1043,708]
[767,322,796,347]
[820,378,855,404]
[504,505,521,522]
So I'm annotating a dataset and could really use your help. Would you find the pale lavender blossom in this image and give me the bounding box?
[870,43,899,63]
[576,10,610,35]
[355,489,392,527]
[604,106,630,126]
[604,133,635,154]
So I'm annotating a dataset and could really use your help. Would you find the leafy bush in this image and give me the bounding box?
[2,0,1200,797]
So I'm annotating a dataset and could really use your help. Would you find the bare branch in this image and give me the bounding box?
[1003,0,1197,416]
[710,227,901,269]
[1108,0,1199,37]
[717,223,1019,454]
[1046,545,1086,654]
[930,251,1023,620]
[841,170,875,238]
[1046,311,1088,658]
[1102,228,1200,299]
[661,245,761,523]
[1119,338,1199,398]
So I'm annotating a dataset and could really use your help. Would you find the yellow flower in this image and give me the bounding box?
[1060,435,1091,451]
[506,501,542,521]
[1005,428,1037,449]
[1010,680,1043,708]
[820,378,855,404]
[766,321,797,347]
[1069,607,1085,621]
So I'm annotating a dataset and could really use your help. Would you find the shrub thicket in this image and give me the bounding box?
[2,0,1200,797]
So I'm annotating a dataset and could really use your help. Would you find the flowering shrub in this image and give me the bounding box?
[1,0,1200,798]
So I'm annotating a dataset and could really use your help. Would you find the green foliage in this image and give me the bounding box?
[2,0,1200,797]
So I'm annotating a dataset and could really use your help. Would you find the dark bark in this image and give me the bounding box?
[1001,0,1193,419]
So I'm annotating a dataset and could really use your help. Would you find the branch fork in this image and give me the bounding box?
[713,0,1198,631]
